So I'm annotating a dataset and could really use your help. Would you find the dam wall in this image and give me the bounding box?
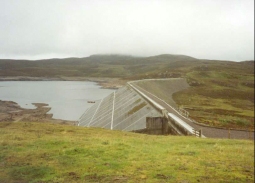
[132,78,189,108]
[78,85,162,131]
[78,78,196,135]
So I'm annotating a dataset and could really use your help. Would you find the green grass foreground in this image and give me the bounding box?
[0,122,254,183]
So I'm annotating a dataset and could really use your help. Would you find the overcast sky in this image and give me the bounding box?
[0,0,254,61]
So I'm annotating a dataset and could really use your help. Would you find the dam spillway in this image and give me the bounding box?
[78,85,162,131]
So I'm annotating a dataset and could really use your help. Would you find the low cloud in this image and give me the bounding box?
[0,0,254,61]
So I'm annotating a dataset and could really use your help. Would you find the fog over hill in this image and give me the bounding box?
[0,1,254,61]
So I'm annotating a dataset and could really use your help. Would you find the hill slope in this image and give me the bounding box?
[0,54,198,78]
[0,122,254,183]
[0,54,253,79]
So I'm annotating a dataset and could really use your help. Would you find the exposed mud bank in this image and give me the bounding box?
[0,100,76,125]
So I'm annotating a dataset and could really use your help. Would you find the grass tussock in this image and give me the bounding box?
[0,122,254,183]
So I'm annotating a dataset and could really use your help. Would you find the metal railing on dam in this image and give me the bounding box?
[78,85,162,131]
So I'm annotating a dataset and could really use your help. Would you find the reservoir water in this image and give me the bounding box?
[0,81,115,121]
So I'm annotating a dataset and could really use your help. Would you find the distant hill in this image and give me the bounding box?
[0,54,253,78]
[147,54,197,60]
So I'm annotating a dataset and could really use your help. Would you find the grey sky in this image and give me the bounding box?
[0,0,254,61]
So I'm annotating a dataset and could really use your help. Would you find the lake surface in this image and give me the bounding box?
[0,81,115,120]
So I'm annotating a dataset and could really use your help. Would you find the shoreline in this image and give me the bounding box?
[0,100,76,125]
[0,77,126,125]
[0,76,127,89]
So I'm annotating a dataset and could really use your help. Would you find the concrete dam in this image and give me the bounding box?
[78,84,163,131]
[78,78,196,135]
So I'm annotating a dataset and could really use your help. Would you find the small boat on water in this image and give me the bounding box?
[87,101,95,103]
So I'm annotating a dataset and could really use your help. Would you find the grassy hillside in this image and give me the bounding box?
[0,54,199,78]
[173,61,254,130]
[0,54,253,80]
[135,71,254,130]
[0,122,254,183]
